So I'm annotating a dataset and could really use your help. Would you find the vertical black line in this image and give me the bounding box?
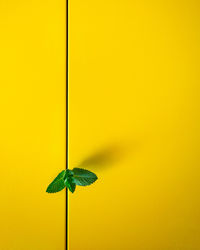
[66,0,68,248]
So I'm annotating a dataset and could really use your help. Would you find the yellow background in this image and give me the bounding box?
[0,1,199,250]
[69,1,200,250]
[0,1,66,249]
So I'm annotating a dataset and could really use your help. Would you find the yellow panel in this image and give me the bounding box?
[69,0,200,249]
[0,1,66,249]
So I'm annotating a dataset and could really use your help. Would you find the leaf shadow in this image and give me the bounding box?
[77,141,137,171]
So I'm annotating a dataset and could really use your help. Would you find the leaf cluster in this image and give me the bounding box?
[46,168,98,194]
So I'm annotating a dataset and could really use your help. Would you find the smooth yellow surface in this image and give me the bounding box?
[0,1,66,249]
[69,1,200,249]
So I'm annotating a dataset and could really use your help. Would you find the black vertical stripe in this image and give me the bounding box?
[66,0,68,249]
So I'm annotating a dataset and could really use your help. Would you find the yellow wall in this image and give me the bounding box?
[69,1,200,250]
[0,1,199,249]
[0,1,66,249]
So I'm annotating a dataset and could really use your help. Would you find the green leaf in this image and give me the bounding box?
[66,169,74,177]
[64,177,76,193]
[46,170,66,193]
[72,168,98,186]
[64,169,76,193]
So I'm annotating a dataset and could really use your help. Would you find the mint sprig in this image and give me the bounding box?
[46,168,98,194]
